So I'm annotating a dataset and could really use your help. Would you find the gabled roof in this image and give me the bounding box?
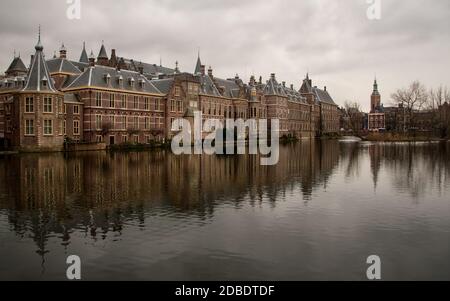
[64,65,162,95]
[312,87,336,105]
[22,36,57,92]
[6,56,28,75]
[213,77,241,99]
[198,74,221,97]
[47,58,82,75]
[282,85,307,103]
[151,78,174,94]
[263,74,287,97]
[300,77,313,94]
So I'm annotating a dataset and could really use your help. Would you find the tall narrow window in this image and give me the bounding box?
[73,120,80,135]
[25,119,34,135]
[133,96,139,109]
[144,97,150,110]
[109,94,115,108]
[25,97,34,113]
[43,119,53,135]
[43,97,52,113]
[121,95,127,108]
[96,92,102,107]
[73,105,79,115]
[95,115,102,130]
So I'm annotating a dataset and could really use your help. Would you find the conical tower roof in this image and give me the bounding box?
[22,28,57,92]
[79,42,89,63]
[6,55,27,75]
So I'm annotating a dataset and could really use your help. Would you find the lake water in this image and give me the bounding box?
[0,140,449,280]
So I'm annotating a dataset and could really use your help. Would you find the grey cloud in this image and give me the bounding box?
[0,0,449,111]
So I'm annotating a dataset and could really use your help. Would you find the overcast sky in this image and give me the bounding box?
[0,0,449,110]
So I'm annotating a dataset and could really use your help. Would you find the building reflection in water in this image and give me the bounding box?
[1,140,450,265]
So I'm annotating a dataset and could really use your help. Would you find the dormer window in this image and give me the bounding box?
[42,76,48,87]
[129,77,135,88]
[117,75,123,87]
[104,73,111,85]
[139,79,145,89]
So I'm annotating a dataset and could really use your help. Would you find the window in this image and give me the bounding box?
[144,97,150,110]
[133,135,139,144]
[171,100,176,112]
[25,119,34,135]
[43,97,52,113]
[144,117,150,130]
[121,95,127,108]
[25,97,34,113]
[43,119,53,135]
[73,120,80,135]
[73,105,79,115]
[95,115,102,130]
[96,135,103,143]
[96,92,102,107]
[63,120,66,135]
[177,100,182,112]
[109,94,115,108]
[174,86,181,96]
[133,116,139,129]
[133,96,138,109]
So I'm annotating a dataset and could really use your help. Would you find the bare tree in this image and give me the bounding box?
[429,85,448,109]
[344,101,364,134]
[391,81,428,129]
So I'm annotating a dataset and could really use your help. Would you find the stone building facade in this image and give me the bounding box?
[0,34,341,151]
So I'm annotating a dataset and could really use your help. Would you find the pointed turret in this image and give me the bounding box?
[22,27,57,92]
[79,42,89,63]
[5,54,28,77]
[97,41,109,66]
[194,52,202,75]
[372,78,380,96]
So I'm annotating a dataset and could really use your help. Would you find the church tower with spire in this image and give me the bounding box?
[368,77,386,131]
[370,78,381,113]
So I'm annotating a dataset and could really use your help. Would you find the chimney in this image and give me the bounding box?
[271,73,276,80]
[208,66,213,77]
[290,84,294,90]
[59,43,67,59]
[138,62,144,74]
[200,65,206,76]
[259,76,262,84]
[282,81,286,87]
[324,86,327,91]
[89,50,96,67]
[250,75,256,86]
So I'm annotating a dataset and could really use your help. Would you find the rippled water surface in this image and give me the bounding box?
[1,141,449,280]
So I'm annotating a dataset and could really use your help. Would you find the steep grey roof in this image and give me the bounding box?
[47,58,82,74]
[263,75,287,97]
[282,85,307,103]
[300,78,313,94]
[64,93,81,103]
[64,65,162,95]
[122,59,175,76]
[312,87,336,105]
[98,44,108,59]
[198,74,221,97]
[214,78,241,98]
[79,43,89,64]
[70,61,89,72]
[22,38,57,92]
[6,56,28,74]
[151,78,174,94]
[194,56,202,75]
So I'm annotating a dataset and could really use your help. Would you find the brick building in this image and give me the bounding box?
[368,79,386,131]
[0,32,341,151]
